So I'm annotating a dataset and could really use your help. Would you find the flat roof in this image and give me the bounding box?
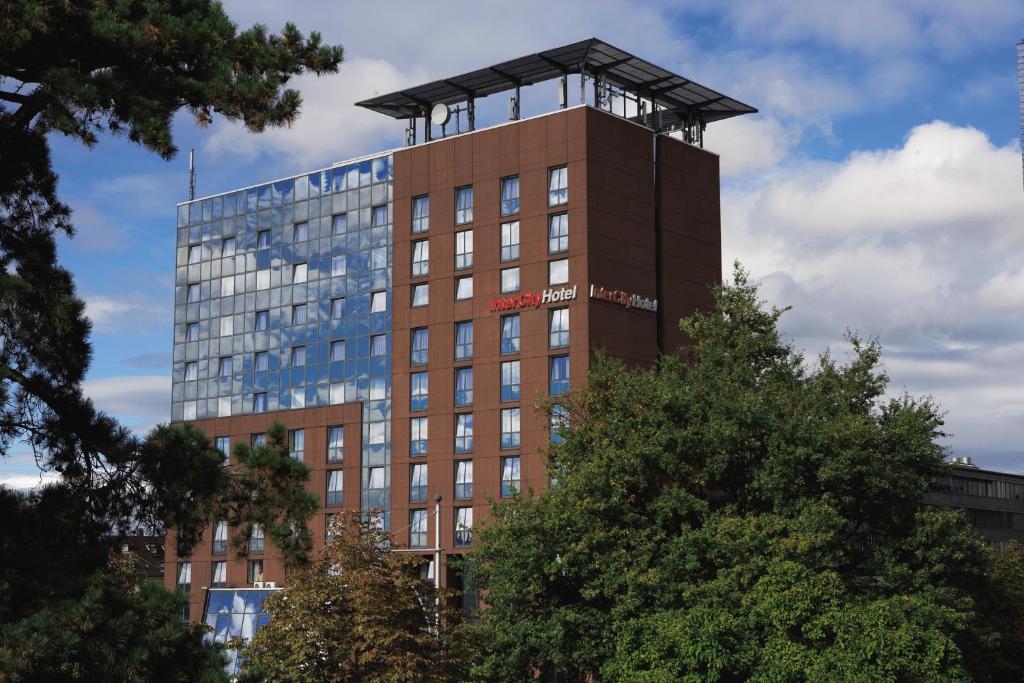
[355,38,756,124]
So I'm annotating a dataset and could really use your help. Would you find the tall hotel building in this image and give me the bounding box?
[165,39,755,623]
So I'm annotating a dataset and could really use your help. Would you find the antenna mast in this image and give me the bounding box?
[188,148,196,201]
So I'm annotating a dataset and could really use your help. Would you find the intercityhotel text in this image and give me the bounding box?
[487,284,658,312]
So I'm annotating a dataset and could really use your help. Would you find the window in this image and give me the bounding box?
[501,267,520,293]
[550,356,570,397]
[412,283,429,307]
[257,229,271,248]
[328,426,344,463]
[289,345,306,367]
[184,361,198,381]
[455,367,473,407]
[412,240,429,277]
[293,262,307,283]
[212,520,228,554]
[254,351,269,372]
[370,334,387,357]
[367,467,386,509]
[500,176,520,216]
[501,314,520,354]
[411,372,428,411]
[455,460,473,500]
[247,559,264,584]
[411,327,429,365]
[218,356,233,377]
[293,221,308,242]
[331,340,345,362]
[185,322,199,342]
[371,205,387,227]
[455,507,473,547]
[250,391,268,413]
[176,561,192,593]
[410,509,427,548]
[370,291,387,313]
[219,316,233,337]
[551,405,568,444]
[549,165,568,206]
[550,308,569,348]
[221,276,234,297]
[332,213,347,235]
[501,361,520,402]
[222,236,236,257]
[455,230,473,269]
[249,524,265,553]
[187,284,200,303]
[216,436,230,455]
[255,310,269,331]
[455,275,473,300]
[501,456,521,498]
[331,254,346,277]
[289,429,304,461]
[412,195,429,233]
[331,297,345,319]
[410,417,428,455]
[549,213,568,253]
[549,259,569,285]
[212,561,227,588]
[455,186,473,225]
[455,414,473,453]
[326,470,343,506]
[454,321,473,361]
[292,304,307,325]
[252,433,267,447]
[501,408,521,450]
[501,221,519,262]
[410,463,428,503]
[188,245,200,264]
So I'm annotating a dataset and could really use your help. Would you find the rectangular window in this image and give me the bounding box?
[331,297,345,320]
[551,404,568,444]
[184,361,198,381]
[411,327,429,365]
[550,355,570,397]
[501,221,520,262]
[371,205,387,227]
[501,267,520,293]
[220,276,234,297]
[219,356,233,377]
[455,186,473,225]
[212,561,227,588]
[370,291,387,313]
[215,436,230,455]
[332,213,347,235]
[176,561,192,593]
[257,229,271,248]
[549,213,568,253]
[289,345,306,367]
[501,408,521,450]
[188,245,201,264]
[289,429,304,461]
[220,316,233,337]
[455,275,473,300]
[454,321,473,361]
[187,284,200,303]
[247,559,264,584]
[455,460,473,500]
[330,340,345,362]
[255,310,269,331]
[252,433,267,447]
[549,165,568,206]
[550,308,569,348]
[454,414,473,453]
[410,417,428,456]
[326,469,343,507]
[253,392,268,413]
[500,176,520,216]
[549,258,569,286]
[412,239,429,277]
[212,520,228,554]
[501,456,521,498]
[249,524,265,553]
[293,262,308,283]
[254,351,269,372]
[370,334,387,357]
[185,322,199,342]
[367,467,386,510]
[455,507,473,547]
[501,314,520,355]
[411,372,428,411]
[501,360,520,402]
[412,195,429,233]
[331,254,346,277]
[412,283,429,307]
[455,367,473,407]
[328,426,344,463]
[293,221,308,242]
[455,230,473,269]
[410,463,428,503]
[222,236,236,257]
[410,509,427,549]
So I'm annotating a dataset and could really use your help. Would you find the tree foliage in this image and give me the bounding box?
[470,266,1024,682]
[240,510,473,683]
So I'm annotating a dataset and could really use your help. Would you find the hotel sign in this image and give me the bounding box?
[488,285,578,312]
[589,284,658,312]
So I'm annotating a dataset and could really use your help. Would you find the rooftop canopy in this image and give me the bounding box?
[355,38,757,126]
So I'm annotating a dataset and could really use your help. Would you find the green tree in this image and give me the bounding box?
[240,509,473,683]
[471,266,1024,682]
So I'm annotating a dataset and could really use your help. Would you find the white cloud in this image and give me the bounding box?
[978,267,1024,310]
[0,472,60,491]
[84,293,168,333]
[84,375,170,434]
[704,115,794,178]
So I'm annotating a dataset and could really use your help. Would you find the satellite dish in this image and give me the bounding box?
[430,103,451,127]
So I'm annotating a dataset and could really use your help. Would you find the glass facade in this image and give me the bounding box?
[174,154,394,527]
[203,588,275,676]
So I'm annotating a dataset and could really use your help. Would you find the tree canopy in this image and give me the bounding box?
[470,267,1024,682]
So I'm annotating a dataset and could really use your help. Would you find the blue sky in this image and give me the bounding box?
[5,0,1024,486]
